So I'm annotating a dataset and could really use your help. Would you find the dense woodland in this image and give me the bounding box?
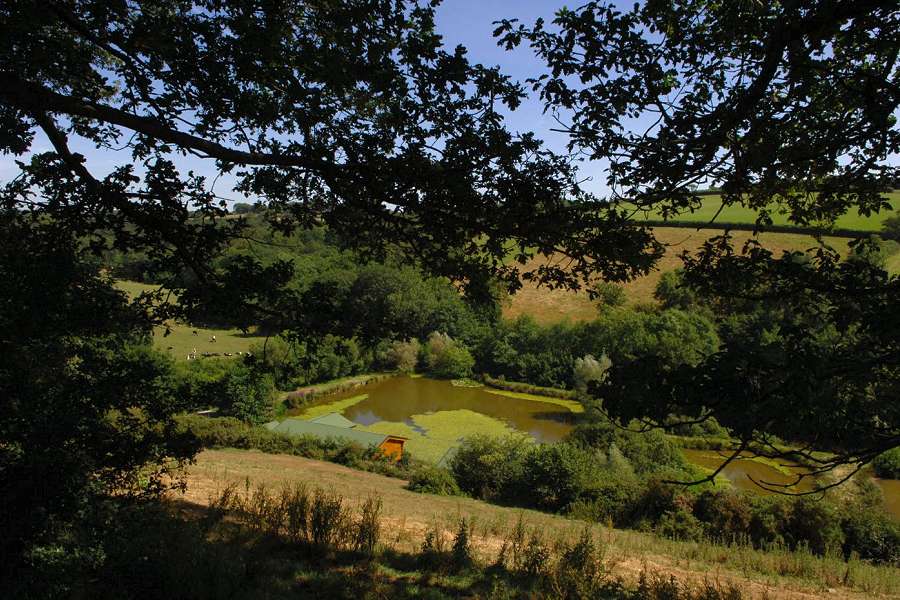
[2,0,899,597]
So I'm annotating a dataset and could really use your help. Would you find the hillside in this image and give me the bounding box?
[626,194,900,233]
[180,449,900,599]
[115,280,266,359]
[504,227,857,324]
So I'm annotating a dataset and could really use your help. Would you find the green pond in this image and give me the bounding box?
[287,376,581,462]
[292,376,579,441]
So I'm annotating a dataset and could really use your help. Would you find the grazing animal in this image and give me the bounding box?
[192,330,198,336]
[209,335,217,343]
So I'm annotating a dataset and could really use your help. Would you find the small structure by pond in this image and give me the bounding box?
[265,413,407,461]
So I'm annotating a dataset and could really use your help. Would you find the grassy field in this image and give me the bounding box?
[627,193,900,232]
[504,227,857,324]
[115,280,266,359]
[180,449,900,598]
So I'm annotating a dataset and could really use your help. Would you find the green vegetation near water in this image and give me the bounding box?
[297,394,370,419]
[483,388,584,413]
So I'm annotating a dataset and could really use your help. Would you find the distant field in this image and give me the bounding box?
[504,227,856,325]
[627,192,899,232]
[115,280,266,359]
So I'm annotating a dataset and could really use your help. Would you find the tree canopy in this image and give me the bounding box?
[1,0,661,311]
[498,0,899,486]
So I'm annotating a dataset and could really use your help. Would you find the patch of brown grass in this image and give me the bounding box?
[504,228,852,325]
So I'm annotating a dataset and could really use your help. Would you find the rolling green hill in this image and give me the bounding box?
[625,192,899,233]
[114,280,266,359]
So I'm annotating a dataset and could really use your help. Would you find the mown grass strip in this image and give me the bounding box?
[483,388,584,413]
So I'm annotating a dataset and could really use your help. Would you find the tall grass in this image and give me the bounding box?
[205,483,754,599]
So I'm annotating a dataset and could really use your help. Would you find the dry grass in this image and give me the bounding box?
[180,449,900,599]
[504,228,854,325]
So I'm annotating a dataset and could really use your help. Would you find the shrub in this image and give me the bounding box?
[747,496,791,548]
[450,434,531,502]
[522,442,605,512]
[786,497,845,556]
[654,269,697,309]
[519,531,551,579]
[451,517,475,570]
[550,528,606,598]
[420,521,449,569]
[873,447,900,478]
[656,508,705,542]
[593,281,626,307]
[882,215,900,241]
[220,364,276,424]
[378,338,420,373]
[310,488,351,550]
[841,485,900,564]
[693,490,753,543]
[353,496,382,557]
[406,466,462,496]
[174,358,234,409]
[423,331,475,378]
[573,353,612,393]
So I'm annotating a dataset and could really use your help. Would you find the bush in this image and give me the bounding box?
[873,447,900,478]
[842,503,900,564]
[656,507,705,542]
[593,281,626,307]
[220,364,276,424]
[571,417,688,477]
[522,443,603,512]
[174,358,234,409]
[407,466,462,496]
[423,332,475,379]
[378,338,420,373]
[693,490,753,543]
[451,518,475,570]
[481,374,576,399]
[573,353,612,393]
[654,269,697,309]
[786,497,845,556]
[450,434,531,502]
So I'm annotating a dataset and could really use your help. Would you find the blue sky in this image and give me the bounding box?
[435,1,613,191]
[0,1,617,202]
